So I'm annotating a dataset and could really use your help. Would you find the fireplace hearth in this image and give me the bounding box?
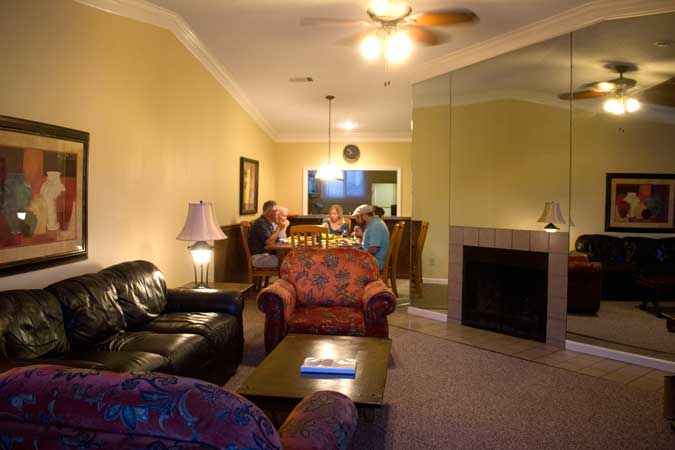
[462,246,548,342]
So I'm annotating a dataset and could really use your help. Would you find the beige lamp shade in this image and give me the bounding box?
[176,201,226,241]
[537,201,566,225]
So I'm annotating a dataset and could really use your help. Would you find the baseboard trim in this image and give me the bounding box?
[422,277,448,285]
[565,340,675,372]
[407,307,448,322]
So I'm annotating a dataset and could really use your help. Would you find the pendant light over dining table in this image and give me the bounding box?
[315,95,344,181]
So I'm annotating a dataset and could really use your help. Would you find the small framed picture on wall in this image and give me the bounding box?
[605,173,675,233]
[239,157,259,215]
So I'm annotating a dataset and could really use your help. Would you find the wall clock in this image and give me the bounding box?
[343,144,360,162]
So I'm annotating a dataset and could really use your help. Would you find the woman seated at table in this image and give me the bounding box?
[322,204,350,236]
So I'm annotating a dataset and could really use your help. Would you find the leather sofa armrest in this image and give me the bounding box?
[165,288,243,316]
[257,279,297,353]
[279,391,358,450]
[362,279,396,318]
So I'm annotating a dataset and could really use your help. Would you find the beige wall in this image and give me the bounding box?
[411,105,450,280]
[0,0,276,289]
[274,142,412,216]
[571,111,675,245]
[450,99,571,231]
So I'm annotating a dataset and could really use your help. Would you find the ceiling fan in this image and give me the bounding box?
[558,62,675,114]
[300,1,478,64]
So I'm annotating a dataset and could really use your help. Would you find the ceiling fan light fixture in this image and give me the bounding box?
[369,0,410,20]
[360,34,382,60]
[386,30,412,63]
[596,81,614,92]
[603,97,625,115]
[625,97,641,113]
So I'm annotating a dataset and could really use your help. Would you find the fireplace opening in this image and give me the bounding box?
[462,246,548,342]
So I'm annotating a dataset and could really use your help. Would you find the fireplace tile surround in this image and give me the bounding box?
[448,226,569,347]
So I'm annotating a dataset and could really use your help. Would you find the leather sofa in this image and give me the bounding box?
[0,364,358,450]
[258,247,396,353]
[0,261,243,385]
[575,235,675,300]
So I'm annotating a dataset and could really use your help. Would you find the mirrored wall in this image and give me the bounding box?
[411,10,675,357]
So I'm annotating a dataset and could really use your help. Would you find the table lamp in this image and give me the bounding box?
[537,201,566,233]
[177,201,226,288]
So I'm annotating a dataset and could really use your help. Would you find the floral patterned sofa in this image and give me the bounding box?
[0,364,358,450]
[257,248,397,353]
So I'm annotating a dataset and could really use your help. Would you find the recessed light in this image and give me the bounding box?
[340,120,357,131]
[653,40,674,48]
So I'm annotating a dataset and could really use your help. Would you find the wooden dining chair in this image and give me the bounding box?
[411,221,429,295]
[240,221,279,290]
[380,222,405,297]
[289,225,328,250]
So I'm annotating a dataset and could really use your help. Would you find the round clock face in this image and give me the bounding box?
[343,144,360,162]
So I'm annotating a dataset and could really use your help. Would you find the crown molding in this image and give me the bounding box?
[275,132,412,143]
[413,0,675,84]
[74,0,277,140]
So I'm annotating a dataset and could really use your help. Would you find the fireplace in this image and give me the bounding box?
[462,246,548,342]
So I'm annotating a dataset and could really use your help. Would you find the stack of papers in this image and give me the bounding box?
[300,357,357,375]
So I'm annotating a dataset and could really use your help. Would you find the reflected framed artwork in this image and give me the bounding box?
[0,116,88,276]
[239,157,259,215]
[605,173,675,233]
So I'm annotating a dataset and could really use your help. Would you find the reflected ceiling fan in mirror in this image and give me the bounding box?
[559,62,675,115]
[559,63,641,115]
[301,0,477,69]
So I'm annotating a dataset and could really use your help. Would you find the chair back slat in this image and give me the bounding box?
[290,225,328,250]
[240,221,253,283]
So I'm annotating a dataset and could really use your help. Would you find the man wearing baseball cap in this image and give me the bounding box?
[352,204,390,270]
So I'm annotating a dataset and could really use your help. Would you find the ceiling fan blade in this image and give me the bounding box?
[300,17,370,26]
[581,81,616,92]
[403,26,448,46]
[413,10,478,27]
[637,76,675,108]
[335,30,374,47]
[558,90,607,100]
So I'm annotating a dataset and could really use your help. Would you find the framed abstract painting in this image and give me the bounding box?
[0,116,88,276]
[605,173,675,233]
[239,157,259,215]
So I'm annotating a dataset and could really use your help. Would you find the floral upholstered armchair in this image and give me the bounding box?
[257,248,397,353]
[0,365,358,450]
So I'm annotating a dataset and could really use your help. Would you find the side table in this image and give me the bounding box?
[178,281,254,298]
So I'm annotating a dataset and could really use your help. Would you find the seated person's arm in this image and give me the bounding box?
[264,227,281,250]
[366,246,379,255]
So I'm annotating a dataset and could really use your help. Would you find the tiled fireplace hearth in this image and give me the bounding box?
[448,227,569,347]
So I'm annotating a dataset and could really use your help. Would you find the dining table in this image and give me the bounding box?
[270,236,362,265]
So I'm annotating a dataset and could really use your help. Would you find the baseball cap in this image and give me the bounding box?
[352,204,373,217]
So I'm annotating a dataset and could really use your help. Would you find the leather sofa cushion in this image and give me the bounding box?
[46,274,126,350]
[288,306,366,336]
[66,351,170,373]
[575,235,624,263]
[623,237,660,265]
[0,358,103,373]
[96,332,208,375]
[0,290,69,359]
[100,260,168,328]
[140,312,239,356]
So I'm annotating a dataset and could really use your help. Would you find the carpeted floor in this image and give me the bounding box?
[226,300,675,450]
[567,301,675,357]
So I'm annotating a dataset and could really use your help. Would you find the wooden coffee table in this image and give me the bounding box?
[238,334,391,422]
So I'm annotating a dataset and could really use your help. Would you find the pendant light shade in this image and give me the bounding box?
[316,95,343,181]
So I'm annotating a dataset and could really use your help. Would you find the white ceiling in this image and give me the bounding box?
[140,0,603,141]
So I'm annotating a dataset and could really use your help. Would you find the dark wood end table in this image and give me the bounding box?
[177,282,255,299]
[237,334,392,423]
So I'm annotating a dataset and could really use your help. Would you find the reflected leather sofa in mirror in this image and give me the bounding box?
[575,235,675,300]
[0,261,244,385]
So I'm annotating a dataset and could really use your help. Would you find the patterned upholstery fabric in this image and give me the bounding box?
[279,391,358,450]
[280,248,379,307]
[287,306,366,336]
[259,248,396,353]
[0,365,357,450]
